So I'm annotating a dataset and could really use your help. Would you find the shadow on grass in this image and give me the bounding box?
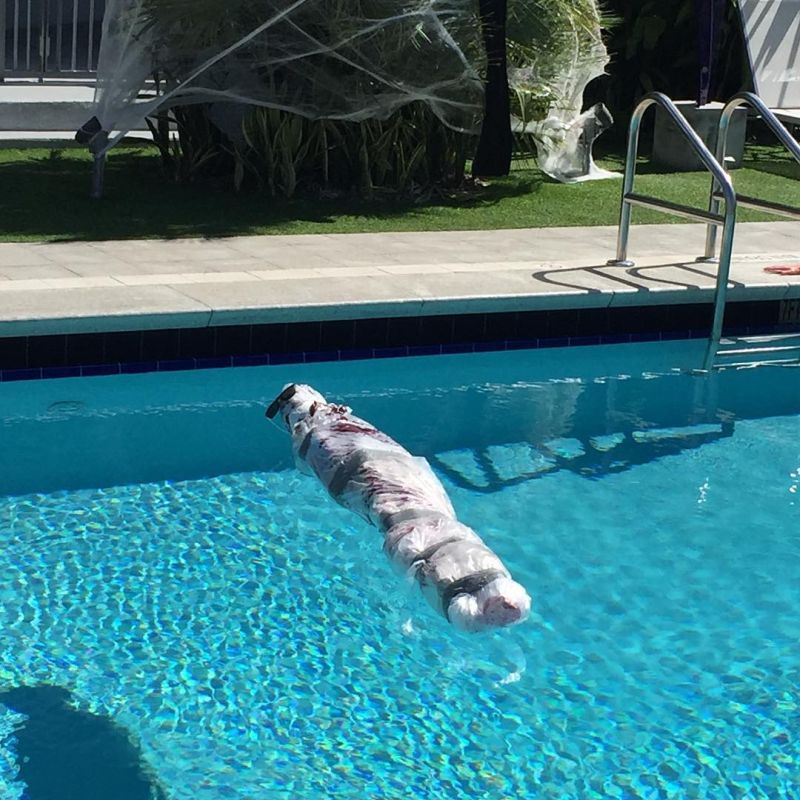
[0,147,542,242]
[741,158,800,181]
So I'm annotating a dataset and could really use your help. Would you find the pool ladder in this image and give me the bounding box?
[608,92,800,370]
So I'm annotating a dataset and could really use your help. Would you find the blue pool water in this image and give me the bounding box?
[1,341,799,799]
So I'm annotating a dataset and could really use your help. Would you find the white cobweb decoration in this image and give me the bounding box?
[88,0,485,154]
[85,0,615,184]
[508,4,619,183]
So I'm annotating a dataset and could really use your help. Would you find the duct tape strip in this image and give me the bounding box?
[441,568,507,621]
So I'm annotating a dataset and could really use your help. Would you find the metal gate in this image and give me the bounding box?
[1,0,105,80]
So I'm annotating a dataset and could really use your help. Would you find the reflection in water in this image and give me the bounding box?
[433,422,736,492]
[431,372,738,492]
[0,685,167,800]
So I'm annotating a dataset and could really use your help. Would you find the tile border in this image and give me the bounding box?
[1,300,798,382]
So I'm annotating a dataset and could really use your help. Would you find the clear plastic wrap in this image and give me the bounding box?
[267,383,531,631]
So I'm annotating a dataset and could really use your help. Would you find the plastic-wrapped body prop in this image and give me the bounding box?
[266,384,531,632]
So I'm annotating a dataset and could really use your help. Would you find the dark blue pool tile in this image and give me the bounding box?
[606,306,650,334]
[2,367,42,382]
[440,343,474,355]
[179,327,216,359]
[9,301,796,382]
[408,344,442,357]
[748,322,781,336]
[570,335,602,347]
[535,337,568,349]
[484,312,519,341]
[354,318,388,349]
[157,359,196,372]
[120,361,158,374]
[418,315,454,346]
[251,323,289,354]
[517,310,550,338]
[286,321,322,352]
[304,350,339,363]
[719,324,749,338]
[504,338,540,350]
[668,304,708,332]
[386,316,423,347]
[195,356,233,370]
[472,340,506,353]
[266,351,303,366]
[453,314,486,343]
[629,331,660,343]
[232,354,273,367]
[374,346,409,359]
[600,333,632,344]
[81,363,120,377]
[215,325,253,356]
[727,299,775,329]
[0,337,28,370]
[542,309,578,338]
[41,365,83,380]
[339,348,373,361]
[28,334,67,368]
[142,329,180,361]
[643,305,672,333]
[577,307,611,336]
[65,332,105,366]
[320,320,356,350]
[103,331,143,363]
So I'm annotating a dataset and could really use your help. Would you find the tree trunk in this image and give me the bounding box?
[472,0,512,177]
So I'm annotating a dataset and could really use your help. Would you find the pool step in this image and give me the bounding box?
[713,333,800,369]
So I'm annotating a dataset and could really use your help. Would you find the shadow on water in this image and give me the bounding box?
[0,685,167,800]
[432,421,736,493]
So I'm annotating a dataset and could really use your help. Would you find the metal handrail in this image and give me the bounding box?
[607,92,738,370]
[704,91,800,260]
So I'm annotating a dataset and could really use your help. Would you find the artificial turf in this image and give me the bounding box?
[0,141,796,242]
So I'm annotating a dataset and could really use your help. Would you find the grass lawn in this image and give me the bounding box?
[0,141,797,242]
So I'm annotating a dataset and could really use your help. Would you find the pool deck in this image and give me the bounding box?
[1,221,799,336]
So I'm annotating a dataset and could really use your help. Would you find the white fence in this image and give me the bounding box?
[1,0,105,80]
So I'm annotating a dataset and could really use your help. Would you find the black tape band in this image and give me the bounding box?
[327,451,371,498]
[410,537,461,570]
[265,384,297,419]
[440,568,506,621]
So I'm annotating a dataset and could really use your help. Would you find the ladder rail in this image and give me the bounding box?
[705,91,800,258]
[609,93,738,267]
[606,92,737,370]
[701,92,800,369]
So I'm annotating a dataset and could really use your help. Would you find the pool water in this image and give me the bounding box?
[1,341,799,799]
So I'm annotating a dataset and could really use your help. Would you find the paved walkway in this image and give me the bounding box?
[0,222,799,335]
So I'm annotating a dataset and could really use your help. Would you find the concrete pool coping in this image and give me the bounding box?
[0,221,799,337]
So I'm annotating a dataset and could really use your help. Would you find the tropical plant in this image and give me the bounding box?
[505,0,615,160]
[601,0,749,121]
[236,103,467,197]
[136,0,612,194]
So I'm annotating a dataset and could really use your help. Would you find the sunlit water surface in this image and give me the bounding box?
[1,343,799,799]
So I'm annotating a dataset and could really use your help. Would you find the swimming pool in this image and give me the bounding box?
[1,340,799,798]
